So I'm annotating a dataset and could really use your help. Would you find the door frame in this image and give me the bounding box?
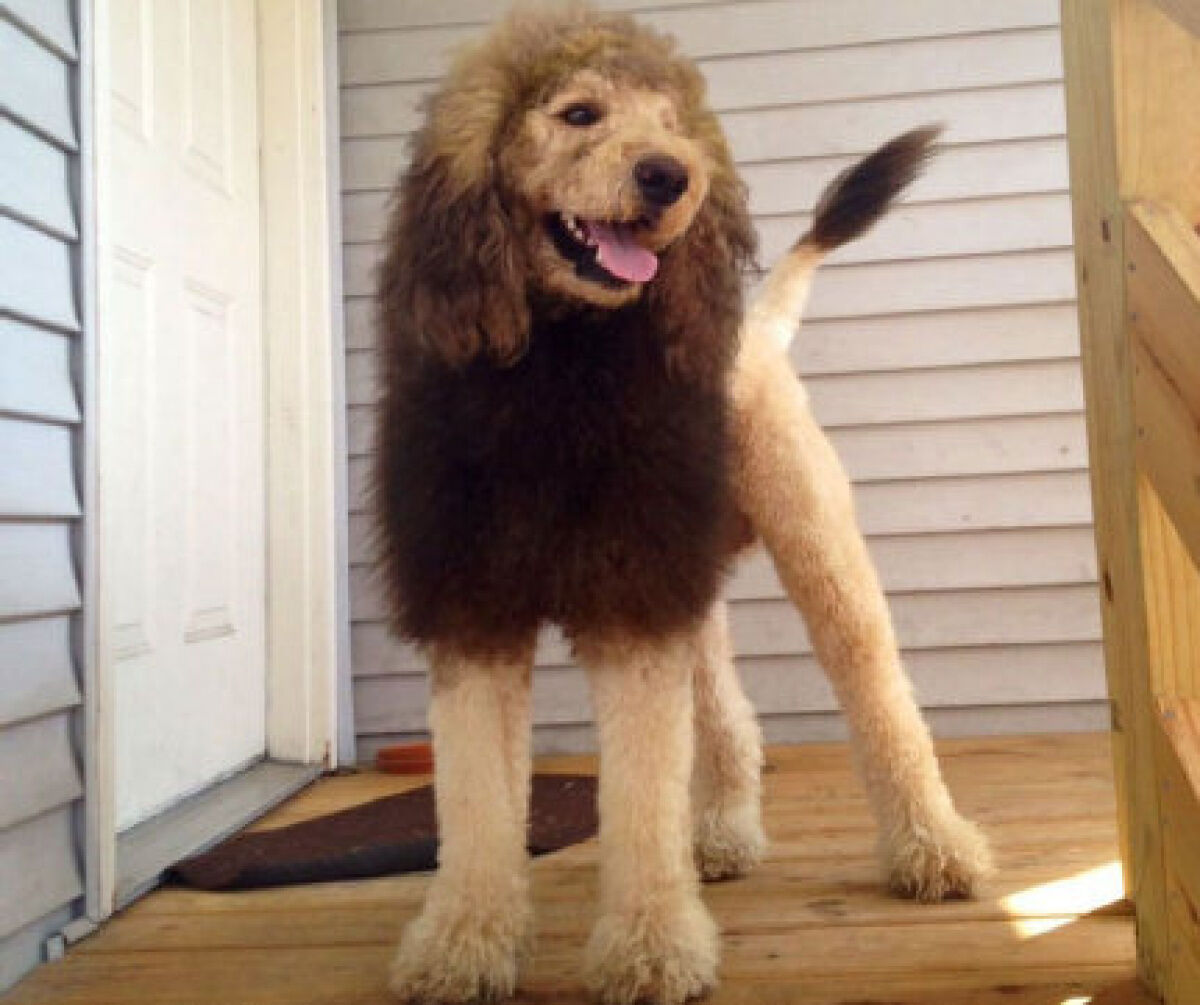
[80,0,351,921]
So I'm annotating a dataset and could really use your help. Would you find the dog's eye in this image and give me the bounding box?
[560,102,601,127]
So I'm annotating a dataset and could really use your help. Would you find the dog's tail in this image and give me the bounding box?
[744,124,942,352]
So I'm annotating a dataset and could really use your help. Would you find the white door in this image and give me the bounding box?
[99,0,267,831]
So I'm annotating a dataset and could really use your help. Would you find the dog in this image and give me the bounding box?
[374,6,992,1003]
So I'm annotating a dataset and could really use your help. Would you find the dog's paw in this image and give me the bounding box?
[388,897,533,1003]
[693,800,766,881]
[884,810,994,902]
[585,894,718,1005]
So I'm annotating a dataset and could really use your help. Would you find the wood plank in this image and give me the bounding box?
[1127,202,1200,419]
[1151,0,1200,37]
[0,418,81,518]
[1127,204,1200,572]
[0,319,79,423]
[3,733,1143,1005]
[1132,340,1200,577]
[1156,698,1200,1005]
[0,711,82,830]
[0,946,1147,1005]
[1113,0,1200,223]
[1138,480,1200,699]
[1061,0,1172,991]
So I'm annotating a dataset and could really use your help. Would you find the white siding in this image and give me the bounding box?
[0,0,85,991]
[336,0,1103,757]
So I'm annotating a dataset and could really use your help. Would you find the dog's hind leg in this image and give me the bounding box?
[691,600,766,881]
[576,629,718,1005]
[730,328,993,902]
[389,641,535,1004]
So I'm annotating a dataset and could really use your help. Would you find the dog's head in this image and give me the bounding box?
[380,3,755,367]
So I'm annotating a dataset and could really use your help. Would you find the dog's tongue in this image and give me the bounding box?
[585,221,658,283]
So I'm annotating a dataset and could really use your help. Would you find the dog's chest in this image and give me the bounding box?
[383,313,735,649]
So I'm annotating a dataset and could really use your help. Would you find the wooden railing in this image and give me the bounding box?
[1062,1,1200,1000]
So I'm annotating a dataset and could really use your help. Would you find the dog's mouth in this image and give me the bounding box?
[546,213,659,288]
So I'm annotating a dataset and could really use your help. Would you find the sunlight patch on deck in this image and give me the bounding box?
[1001,860,1124,939]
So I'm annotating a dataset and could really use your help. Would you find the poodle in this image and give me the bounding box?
[373,5,992,1003]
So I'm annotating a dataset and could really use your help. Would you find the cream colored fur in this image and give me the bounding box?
[729,240,993,900]
[575,628,718,1005]
[389,643,536,1002]
[689,602,767,881]
[390,239,993,1004]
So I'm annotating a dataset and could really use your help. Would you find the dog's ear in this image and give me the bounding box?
[645,124,756,382]
[377,71,529,367]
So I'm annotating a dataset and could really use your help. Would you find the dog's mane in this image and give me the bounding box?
[372,5,756,655]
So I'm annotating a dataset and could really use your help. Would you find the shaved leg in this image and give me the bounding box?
[576,629,718,1005]
[389,640,535,1002]
[690,601,766,880]
[730,329,993,901]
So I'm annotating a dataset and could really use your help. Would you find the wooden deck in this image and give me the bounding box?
[4,734,1155,1005]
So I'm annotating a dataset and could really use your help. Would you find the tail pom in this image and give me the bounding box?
[807,124,943,251]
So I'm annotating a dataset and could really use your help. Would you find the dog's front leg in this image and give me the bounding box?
[730,330,993,902]
[576,630,718,1005]
[691,600,766,881]
[389,642,534,1004]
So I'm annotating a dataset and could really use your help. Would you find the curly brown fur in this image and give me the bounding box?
[807,124,942,251]
[374,3,755,658]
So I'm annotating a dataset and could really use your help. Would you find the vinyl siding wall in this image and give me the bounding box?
[337,0,1104,761]
[0,0,86,991]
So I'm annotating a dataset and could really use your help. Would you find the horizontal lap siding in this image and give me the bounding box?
[0,0,85,991]
[336,0,1101,756]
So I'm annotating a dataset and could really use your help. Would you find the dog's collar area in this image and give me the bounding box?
[545,213,657,289]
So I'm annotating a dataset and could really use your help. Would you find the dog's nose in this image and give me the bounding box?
[634,155,689,207]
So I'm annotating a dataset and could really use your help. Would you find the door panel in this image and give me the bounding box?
[101,0,266,831]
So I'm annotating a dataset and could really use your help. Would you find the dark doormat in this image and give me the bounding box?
[167,774,598,891]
